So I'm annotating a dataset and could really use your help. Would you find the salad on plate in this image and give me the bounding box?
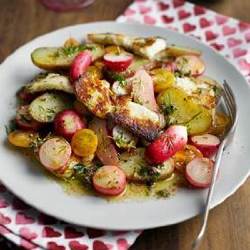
[6,33,230,199]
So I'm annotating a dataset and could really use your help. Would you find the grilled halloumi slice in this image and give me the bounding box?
[24,73,74,94]
[87,33,167,59]
[75,76,113,118]
[108,100,163,141]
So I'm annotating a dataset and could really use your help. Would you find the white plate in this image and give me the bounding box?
[0,22,249,230]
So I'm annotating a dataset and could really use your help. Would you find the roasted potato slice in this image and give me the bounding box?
[24,73,73,94]
[119,148,175,183]
[157,87,212,135]
[31,44,104,70]
[29,93,72,122]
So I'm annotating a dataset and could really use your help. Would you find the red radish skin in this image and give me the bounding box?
[190,134,220,157]
[130,69,159,112]
[103,54,133,72]
[175,55,205,76]
[146,125,188,164]
[39,137,72,172]
[185,157,214,188]
[93,165,127,196]
[54,109,86,140]
[16,105,41,131]
[70,51,92,81]
[17,89,38,102]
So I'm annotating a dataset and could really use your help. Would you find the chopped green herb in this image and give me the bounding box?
[19,114,31,123]
[62,44,87,57]
[138,165,161,185]
[138,166,150,177]
[108,71,127,87]
[163,104,176,115]
[73,163,100,187]
[213,85,222,97]
[156,189,171,198]
[30,135,47,153]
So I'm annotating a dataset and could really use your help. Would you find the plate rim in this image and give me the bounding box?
[0,21,249,230]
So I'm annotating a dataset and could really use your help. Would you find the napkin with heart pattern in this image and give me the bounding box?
[1,0,250,249]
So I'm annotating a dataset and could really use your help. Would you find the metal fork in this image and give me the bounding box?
[192,81,238,250]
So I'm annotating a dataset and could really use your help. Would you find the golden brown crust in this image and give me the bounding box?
[74,76,113,118]
[108,99,161,141]
[108,112,160,141]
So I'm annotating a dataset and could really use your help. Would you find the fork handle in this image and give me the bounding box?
[192,140,226,250]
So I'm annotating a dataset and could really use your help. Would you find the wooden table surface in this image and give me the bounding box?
[0,1,249,249]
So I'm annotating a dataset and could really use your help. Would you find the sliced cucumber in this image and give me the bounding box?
[24,73,74,94]
[29,93,72,122]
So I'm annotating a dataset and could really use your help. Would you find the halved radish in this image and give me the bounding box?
[185,157,214,188]
[70,51,92,81]
[103,53,133,72]
[175,55,205,76]
[190,134,220,157]
[145,125,188,164]
[39,137,71,172]
[93,165,127,196]
[130,69,159,112]
[16,105,41,131]
[54,109,86,140]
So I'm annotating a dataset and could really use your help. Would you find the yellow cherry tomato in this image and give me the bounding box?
[71,129,98,157]
[173,145,203,173]
[151,68,175,93]
[8,130,38,148]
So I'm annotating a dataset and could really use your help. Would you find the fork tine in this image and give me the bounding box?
[223,82,236,114]
[222,90,233,120]
[222,83,235,120]
[192,81,238,250]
